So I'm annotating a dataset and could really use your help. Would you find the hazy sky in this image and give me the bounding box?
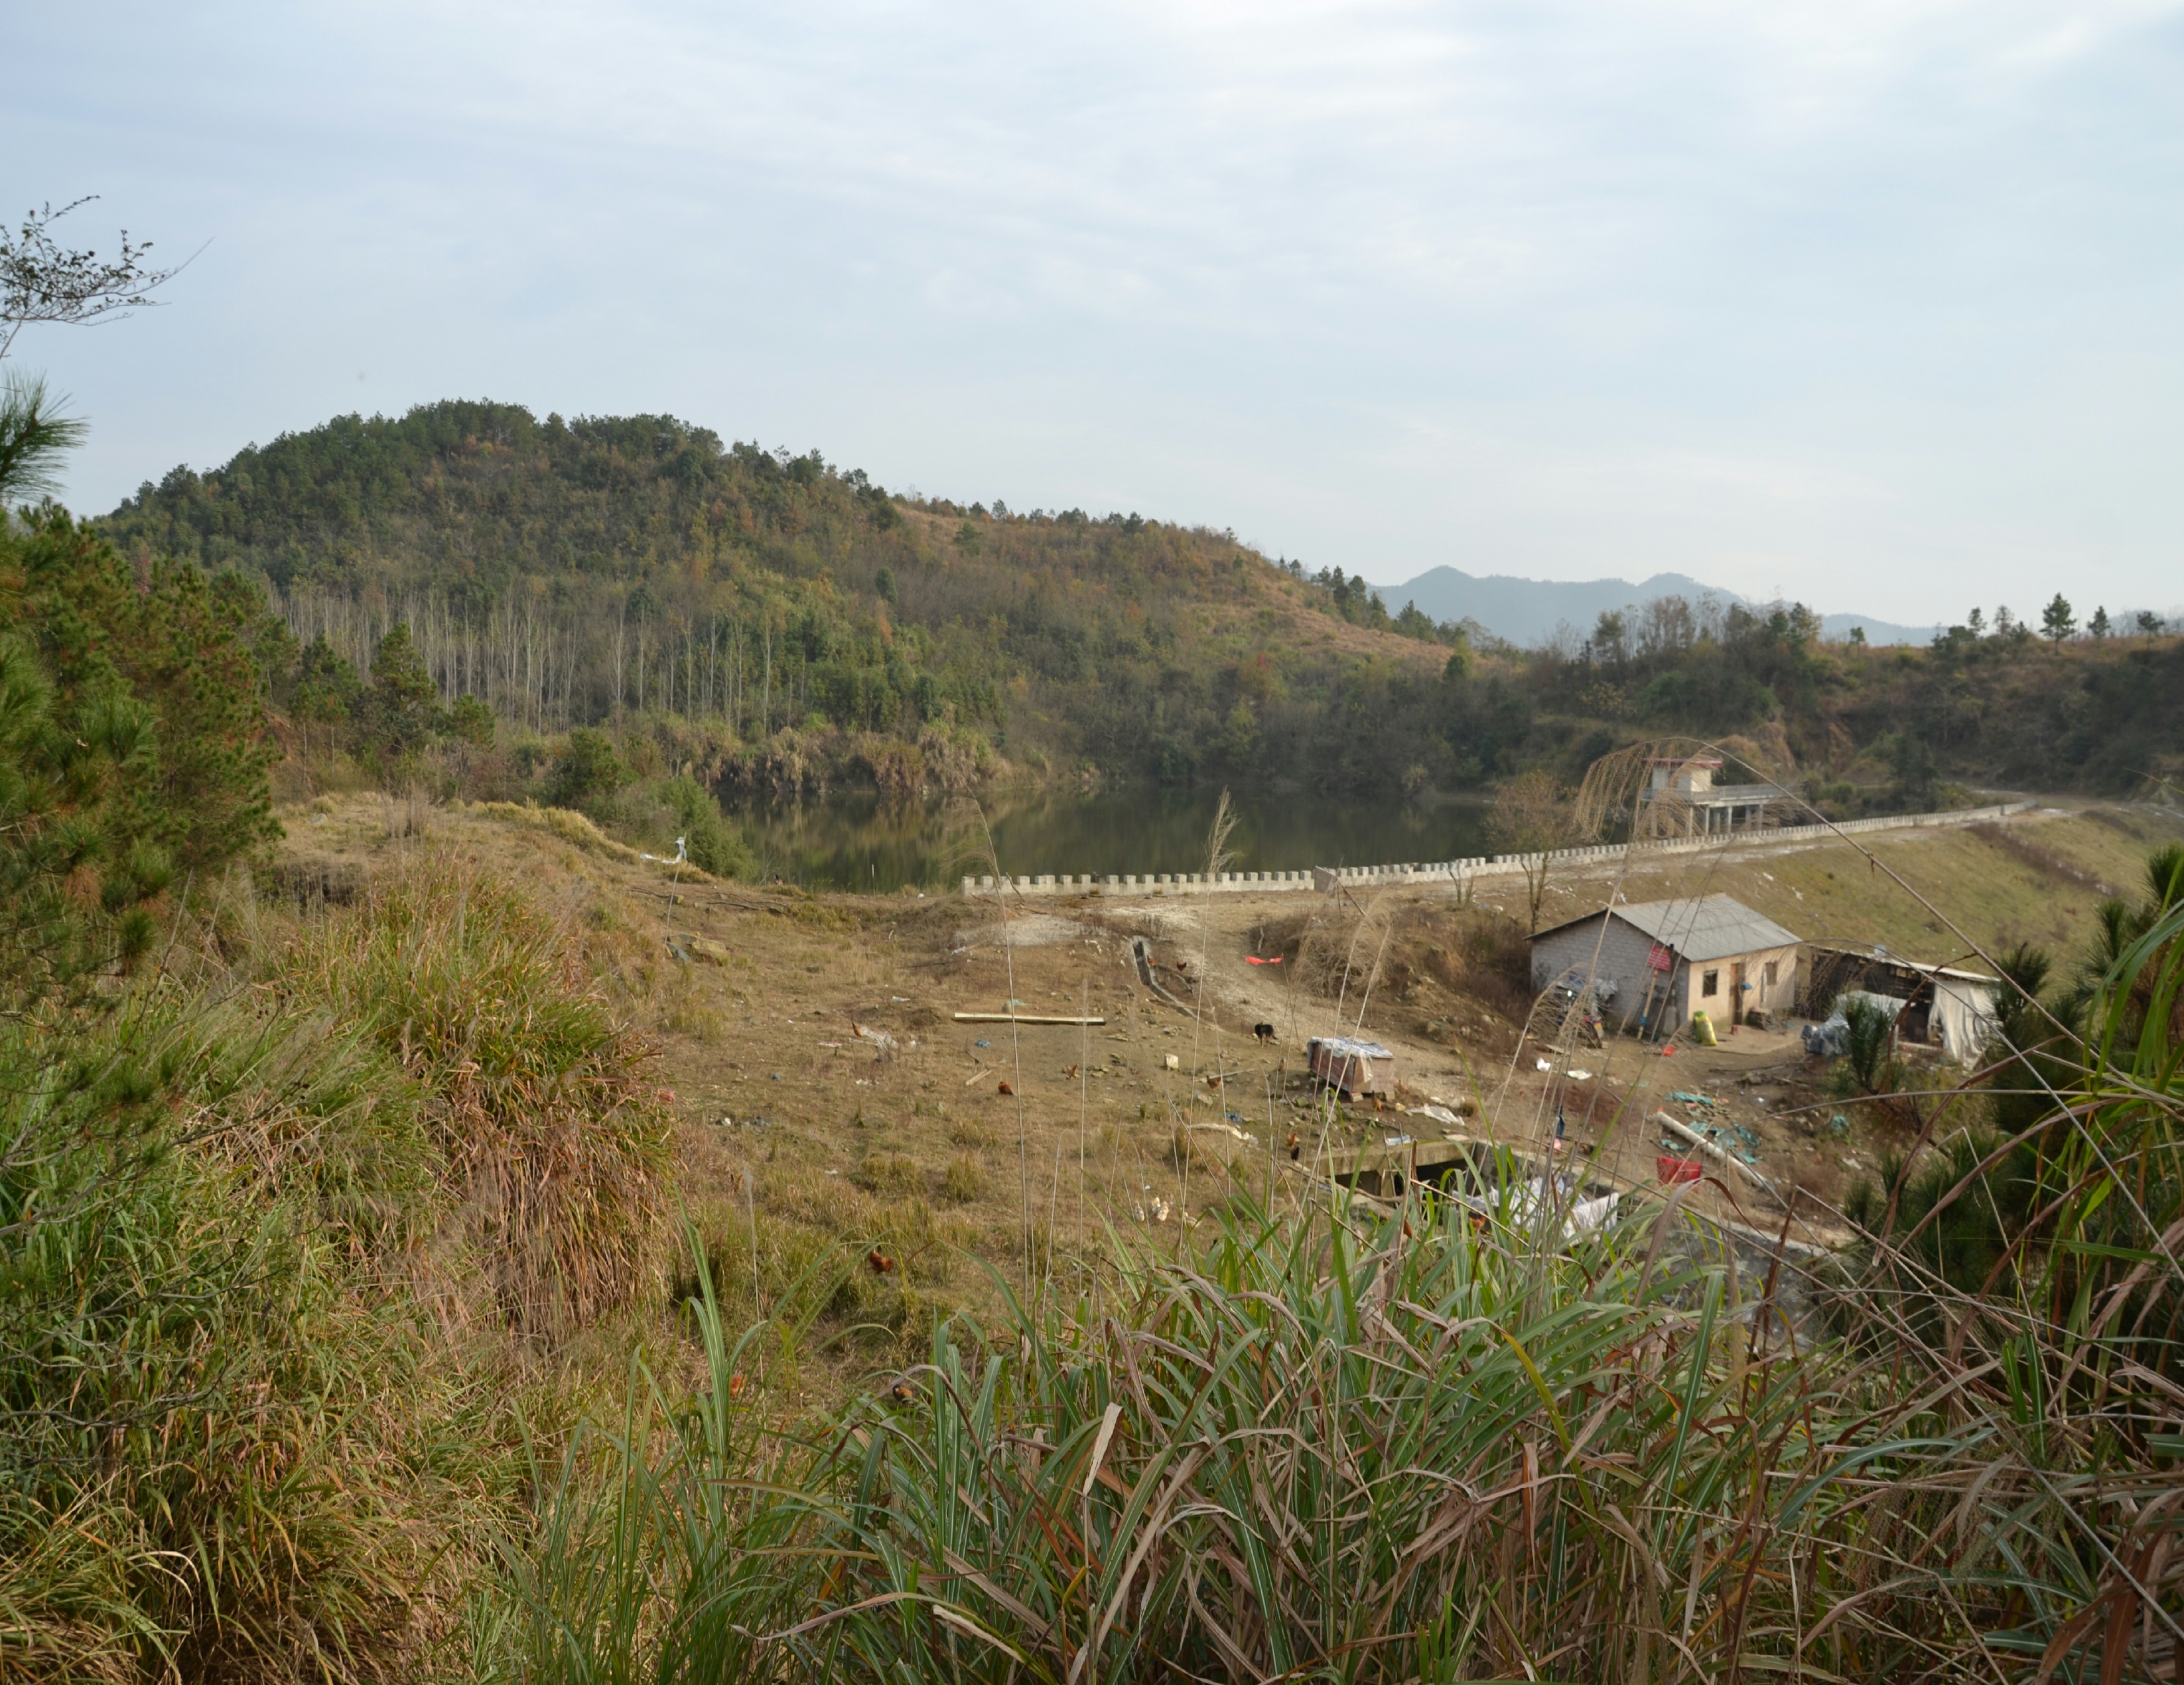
[9,1,2182,621]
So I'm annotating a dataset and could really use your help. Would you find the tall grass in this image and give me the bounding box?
[0,1010,492,1683]
[490,1149,2184,1683]
[278,847,673,1334]
[1,849,680,1680]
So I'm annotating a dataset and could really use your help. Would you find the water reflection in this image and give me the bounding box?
[737,786,1491,892]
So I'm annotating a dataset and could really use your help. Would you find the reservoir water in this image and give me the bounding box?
[738,786,1491,893]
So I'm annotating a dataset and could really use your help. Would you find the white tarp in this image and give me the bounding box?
[1931,977,1999,1064]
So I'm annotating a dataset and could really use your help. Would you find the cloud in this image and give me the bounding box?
[6,0,2182,619]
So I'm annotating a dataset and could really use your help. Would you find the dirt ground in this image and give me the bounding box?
[269,791,2184,1359]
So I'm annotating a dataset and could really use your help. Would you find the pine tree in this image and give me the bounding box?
[7,508,277,881]
[363,621,444,757]
[293,632,362,747]
[2040,593,2076,645]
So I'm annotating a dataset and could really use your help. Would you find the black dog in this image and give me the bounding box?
[1253,1023,1277,1044]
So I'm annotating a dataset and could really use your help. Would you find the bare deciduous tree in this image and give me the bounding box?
[1,197,185,505]
[1485,768,1584,930]
[2,197,182,363]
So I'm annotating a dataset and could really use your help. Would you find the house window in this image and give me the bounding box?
[1763,960,1778,989]
[1702,969,1719,997]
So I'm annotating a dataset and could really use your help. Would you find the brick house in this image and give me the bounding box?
[1528,894,1801,1037]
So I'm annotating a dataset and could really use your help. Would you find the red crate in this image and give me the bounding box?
[1657,1156,1704,1185]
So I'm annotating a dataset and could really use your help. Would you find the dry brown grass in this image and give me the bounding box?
[941,1153,985,1203]
[276,847,674,1336]
[1252,899,1534,1034]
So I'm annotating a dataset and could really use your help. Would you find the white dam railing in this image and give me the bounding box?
[956,800,2040,898]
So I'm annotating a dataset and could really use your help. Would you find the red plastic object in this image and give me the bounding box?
[1657,1156,1704,1184]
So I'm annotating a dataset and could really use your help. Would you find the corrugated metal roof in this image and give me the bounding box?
[1534,894,1800,962]
[1806,943,1996,984]
[1309,1037,1394,1059]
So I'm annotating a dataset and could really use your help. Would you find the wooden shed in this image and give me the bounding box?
[1528,894,1801,1038]
[1306,1035,1396,1098]
[1802,945,2000,1063]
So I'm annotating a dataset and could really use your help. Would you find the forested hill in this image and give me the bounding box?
[98,401,1471,793]
[101,400,2184,804]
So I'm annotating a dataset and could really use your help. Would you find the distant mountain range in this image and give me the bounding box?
[1370,567,1937,649]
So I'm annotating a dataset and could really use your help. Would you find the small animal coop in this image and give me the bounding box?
[1307,1035,1395,1098]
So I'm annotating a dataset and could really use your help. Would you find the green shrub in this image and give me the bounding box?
[542,727,628,816]
[655,772,754,879]
[1841,992,1899,1093]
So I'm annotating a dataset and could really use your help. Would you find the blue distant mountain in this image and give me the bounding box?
[1370,566,1937,649]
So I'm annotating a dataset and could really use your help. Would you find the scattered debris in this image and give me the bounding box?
[1569,1191,1622,1233]
[1654,1110,1773,1193]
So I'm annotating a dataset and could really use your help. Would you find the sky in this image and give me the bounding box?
[7,0,2183,623]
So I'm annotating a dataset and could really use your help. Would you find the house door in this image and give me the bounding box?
[1730,960,1747,1025]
